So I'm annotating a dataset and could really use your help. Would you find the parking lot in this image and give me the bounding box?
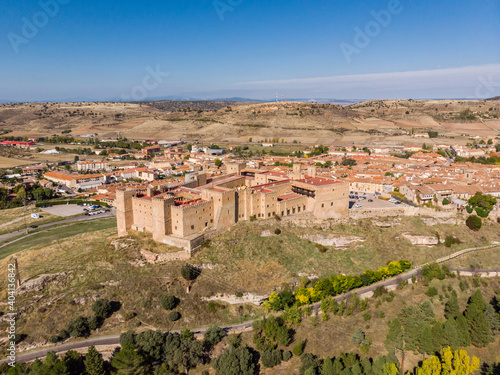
[40,204,109,217]
[348,191,406,210]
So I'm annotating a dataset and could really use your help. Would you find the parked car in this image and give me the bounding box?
[368,199,373,202]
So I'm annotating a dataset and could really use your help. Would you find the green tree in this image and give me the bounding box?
[485,304,500,334]
[84,346,107,375]
[92,299,113,319]
[204,326,226,347]
[63,350,84,375]
[442,319,459,351]
[351,328,366,346]
[465,215,482,231]
[160,294,177,311]
[445,294,460,320]
[214,158,222,168]
[212,346,255,375]
[455,314,472,347]
[417,322,434,356]
[465,290,492,347]
[111,345,149,375]
[321,357,335,375]
[385,318,404,355]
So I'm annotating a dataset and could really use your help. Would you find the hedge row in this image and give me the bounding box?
[264,260,412,311]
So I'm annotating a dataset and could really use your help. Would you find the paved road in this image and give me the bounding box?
[0,210,115,246]
[3,242,498,364]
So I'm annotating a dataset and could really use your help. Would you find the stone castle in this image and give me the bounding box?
[116,163,349,253]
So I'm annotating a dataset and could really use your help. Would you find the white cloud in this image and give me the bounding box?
[234,64,500,99]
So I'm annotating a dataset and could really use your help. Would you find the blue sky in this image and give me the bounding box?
[1,0,499,101]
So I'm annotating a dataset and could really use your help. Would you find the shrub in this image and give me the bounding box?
[92,299,113,319]
[87,315,103,331]
[444,235,461,248]
[49,335,60,343]
[466,206,473,214]
[362,312,372,321]
[315,243,327,253]
[442,198,451,205]
[292,341,304,356]
[274,228,282,235]
[466,215,482,231]
[261,350,282,368]
[160,294,177,310]
[67,316,90,338]
[168,311,180,322]
[373,286,388,298]
[229,334,242,348]
[58,330,69,340]
[119,330,136,347]
[204,326,226,347]
[425,286,438,297]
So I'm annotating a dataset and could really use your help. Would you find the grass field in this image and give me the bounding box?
[195,216,500,294]
[0,214,499,357]
[0,210,61,236]
[0,217,117,260]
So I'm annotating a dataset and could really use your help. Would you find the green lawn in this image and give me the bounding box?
[0,217,117,260]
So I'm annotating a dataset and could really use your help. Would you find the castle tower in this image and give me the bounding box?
[291,163,302,180]
[307,165,317,178]
[152,197,175,241]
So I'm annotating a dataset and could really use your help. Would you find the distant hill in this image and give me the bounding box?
[0,99,499,144]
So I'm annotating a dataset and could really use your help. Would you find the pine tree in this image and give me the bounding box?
[465,291,492,347]
[444,294,460,320]
[111,345,149,375]
[485,304,500,334]
[431,323,445,353]
[332,357,344,374]
[84,346,107,375]
[417,322,434,356]
[351,363,363,375]
[455,314,471,347]
[352,328,366,347]
[442,319,459,352]
[419,301,436,323]
[385,319,403,353]
[360,357,372,375]
[321,357,335,375]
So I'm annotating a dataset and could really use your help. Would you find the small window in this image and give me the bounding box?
[331,202,333,206]
[191,225,194,230]
[322,203,324,208]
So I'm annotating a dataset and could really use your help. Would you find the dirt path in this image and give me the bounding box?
[3,242,498,364]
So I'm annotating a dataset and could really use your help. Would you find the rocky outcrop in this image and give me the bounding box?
[18,273,68,295]
[140,249,190,263]
[111,238,136,250]
[201,293,267,306]
[372,220,401,228]
[401,233,439,246]
[420,217,458,226]
[300,234,365,249]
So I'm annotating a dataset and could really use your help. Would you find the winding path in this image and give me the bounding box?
[3,242,499,364]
